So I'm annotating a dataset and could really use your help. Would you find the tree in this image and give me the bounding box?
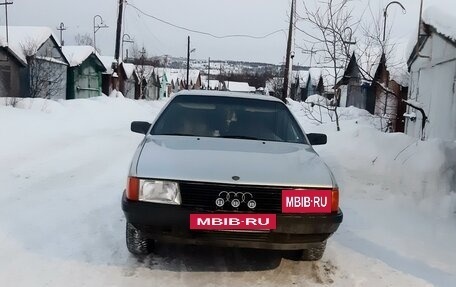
[74,33,93,46]
[298,0,359,131]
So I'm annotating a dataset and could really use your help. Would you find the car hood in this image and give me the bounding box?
[133,135,335,188]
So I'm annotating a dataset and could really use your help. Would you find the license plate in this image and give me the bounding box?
[190,214,276,230]
[282,189,332,213]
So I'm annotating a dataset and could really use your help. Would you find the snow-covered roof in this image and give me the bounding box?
[122,63,136,79]
[225,81,255,93]
[62,45,98,67]
[200,77,221,89]
[0,26,57,63]
[293,70,309,88]
[309,68,322,86]
[265,77,283,92]
[99,56,116,74]
[423,6,456,42]
[385,40,410,87]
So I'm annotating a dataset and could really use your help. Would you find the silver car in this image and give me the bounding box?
[122,90,342,261]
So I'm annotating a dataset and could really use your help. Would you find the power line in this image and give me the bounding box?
[126,2,286,40]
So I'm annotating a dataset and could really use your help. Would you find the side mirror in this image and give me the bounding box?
[307,133,327,146]
[131,121,151,135]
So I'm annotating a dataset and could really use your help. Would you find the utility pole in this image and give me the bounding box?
[186,36,190,90]
[57,22,67,46]
[207,57,211,89]
[0,0,13,46]
[114,0,124,64]
[282,0,295,102]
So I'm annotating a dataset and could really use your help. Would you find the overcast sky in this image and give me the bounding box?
[4,0,456,65]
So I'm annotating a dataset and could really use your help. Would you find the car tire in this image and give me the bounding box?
[126,222,154,255]
[298,241,327,261]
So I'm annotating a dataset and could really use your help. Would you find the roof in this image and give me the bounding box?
[173,90,282,102]
[62,46,105,71]
[122,62,136,79]
[293,70,309,88]
[0,26,57,63]
[423,6,456,42]
[308,68,322,86]
[99,56,116,74]
[224,81,255,92]
[384,41,410,87]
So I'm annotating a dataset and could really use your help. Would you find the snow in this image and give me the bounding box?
[386,40,410,87]
[0,96,455,286]
[293,70,309,88]
[0,26,56,63]
[308,68,322,86]
[99,56,116,74]
[225,81,255,93]
[406,99,424,109]
[423,6,456,42]
[122,63,136,79]
[305,94,329,106]
[62,45,97,67]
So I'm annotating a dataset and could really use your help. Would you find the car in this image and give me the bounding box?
[122,90,343,261]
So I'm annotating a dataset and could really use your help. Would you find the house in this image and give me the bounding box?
[118,62,139,99]
[200,75,221,90]
[99,56,117,96]
[185,69,202,90]
[154,68,171,99]
[136,65,156,100]
[0,46,27,98]
[335,53,376,111]
[405,6,456,141]
[62,46,106,99]
[370,45,409,132]
[291,70,309,101]
[142,66,160,100]
[265,77,284,98]
[307,68,325,98]
[0,26,68,99]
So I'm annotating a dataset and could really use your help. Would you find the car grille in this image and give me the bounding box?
[179,181,284,212]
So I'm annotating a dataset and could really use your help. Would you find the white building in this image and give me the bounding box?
[406,6,456,141]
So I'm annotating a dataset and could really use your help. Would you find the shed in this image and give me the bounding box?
[62,46,106,99]
[0,26,69,99]
[405,6,456,141]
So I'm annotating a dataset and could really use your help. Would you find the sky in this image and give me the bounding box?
[3,0,456,65]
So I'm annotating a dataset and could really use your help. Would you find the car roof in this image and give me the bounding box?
[173,90,284,103]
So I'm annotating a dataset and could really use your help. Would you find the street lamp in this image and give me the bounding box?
[93,14,108,51]
[121,33,134,60]
[383,1,406,42]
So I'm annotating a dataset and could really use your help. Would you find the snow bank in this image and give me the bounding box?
[0,96,166,162]
[289,99,456,217]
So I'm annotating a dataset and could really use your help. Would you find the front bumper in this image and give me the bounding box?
[122,192,343,250]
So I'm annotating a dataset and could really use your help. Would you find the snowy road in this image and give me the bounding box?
[0,97,455,286]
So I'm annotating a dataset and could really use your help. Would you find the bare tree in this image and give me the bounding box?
[74,33,94,46]
[298,0,359,131]
[22,40,65,99]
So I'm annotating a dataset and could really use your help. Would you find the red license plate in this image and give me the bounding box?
[190,214,276,230]
[282,189,332,213]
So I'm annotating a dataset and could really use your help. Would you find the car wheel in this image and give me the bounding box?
[126,222,154,255]
[299,241,327,261]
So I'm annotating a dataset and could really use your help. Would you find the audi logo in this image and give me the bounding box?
[215,191,257,209]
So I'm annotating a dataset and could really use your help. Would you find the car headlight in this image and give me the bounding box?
[126,177,181,205]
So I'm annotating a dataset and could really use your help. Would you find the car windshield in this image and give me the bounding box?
[151,95,307,144]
